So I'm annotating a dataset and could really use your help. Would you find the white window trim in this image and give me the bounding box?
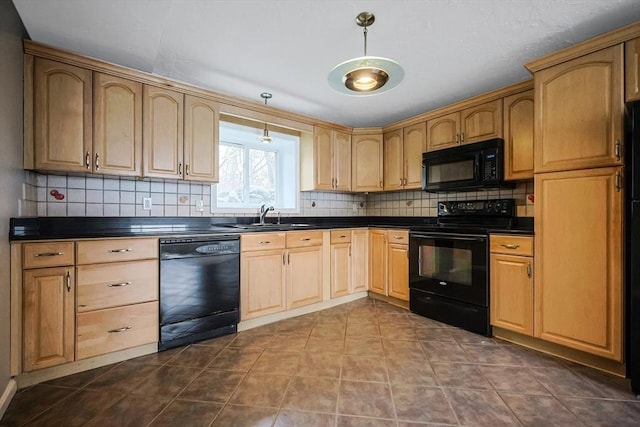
[211,126,300,215]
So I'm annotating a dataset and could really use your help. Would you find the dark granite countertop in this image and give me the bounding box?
[9,216,533,241]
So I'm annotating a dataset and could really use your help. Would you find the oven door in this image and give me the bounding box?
[409,231,488,306]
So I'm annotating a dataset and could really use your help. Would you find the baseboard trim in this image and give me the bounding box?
[15,343,157,389]
[0,379,17,419]
[238,292,367,331]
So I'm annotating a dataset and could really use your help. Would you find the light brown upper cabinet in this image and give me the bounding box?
[535,167,623,361]
[93,73,143,176]
[426,100,502,151]
[144,88,219,181]
[304,127,351,191]
[184,95,220,182]
[461,100,503,144]
[426,111,459,151]
[352,133,384,192]
[627,37,640,102]
[503,90,534,180]
[143,85,184,179]
[383,123,427,191]
[534,45,624,173]
[33,58,93,172]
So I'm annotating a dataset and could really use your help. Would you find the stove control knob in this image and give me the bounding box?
[458,203,464,210]
[439,203,447,213]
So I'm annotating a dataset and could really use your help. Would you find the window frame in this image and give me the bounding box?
[211,121,300,214]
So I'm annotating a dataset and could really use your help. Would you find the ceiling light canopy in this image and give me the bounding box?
[259,92,273,144]
[328,12,404,96]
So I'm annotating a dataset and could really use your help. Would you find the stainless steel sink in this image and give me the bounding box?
[220,223,311,230]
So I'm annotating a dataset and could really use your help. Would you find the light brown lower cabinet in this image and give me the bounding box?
[77,301,158,360]
[387,243,409,301]
[240,231,324,320]
[330,229,370,298]
[23,266,75,372]
[535,167,623,361]
[368,229,409,301]
[490,234,534,336]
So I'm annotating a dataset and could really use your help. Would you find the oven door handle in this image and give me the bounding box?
[410,232,486,242]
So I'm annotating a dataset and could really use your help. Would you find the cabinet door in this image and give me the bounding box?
[426,112,459,151]
[352,134,384,192]
[535,167,623,360]
[403,122,427,189]
[490,253,533,335]
[287,246,323,309]
[240,250,286,320]
[93,73,142,177]
[143,85,184,179]
[461,99,503,144]
[184,95,219,182]
[23,267,75,371]
[34,58,92,172]
[351,229,369,293]
[369,231,387,295]
[384,129,404,191]
[503,90,534,180]
[334,130,352,191]
[330,243,351,298]
[387,244,409,301]
[314,127,334,190]
[626,37,640,102]
[535,45,623,173]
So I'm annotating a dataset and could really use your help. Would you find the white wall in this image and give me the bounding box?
[0,0,26,415]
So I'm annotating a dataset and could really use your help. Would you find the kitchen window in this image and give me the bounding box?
[212,118,299,213]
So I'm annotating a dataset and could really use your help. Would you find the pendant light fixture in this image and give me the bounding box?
[259,92,273,144]
[328,12,404,95]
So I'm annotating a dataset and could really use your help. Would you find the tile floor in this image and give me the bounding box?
[2,298,639,426]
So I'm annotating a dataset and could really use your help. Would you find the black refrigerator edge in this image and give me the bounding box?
[625,100,640,396]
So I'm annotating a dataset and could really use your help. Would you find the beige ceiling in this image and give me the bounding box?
[12,0,640,128]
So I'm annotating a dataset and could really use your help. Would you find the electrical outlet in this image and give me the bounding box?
[143,197,152,210]
[196,199,204,212]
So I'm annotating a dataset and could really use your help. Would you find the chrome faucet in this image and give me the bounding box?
[259,204,274,225]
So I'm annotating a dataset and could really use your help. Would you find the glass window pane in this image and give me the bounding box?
[248,149,276,205]
[217,143,244,206]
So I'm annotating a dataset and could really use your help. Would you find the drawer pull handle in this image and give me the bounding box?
[501,244,519,250]
[258,241,270,244]
[300,238,311,241]
[66,271,71,293]
[109,248,132,253]
[108,326,132,333]
[34,252,64,257]
[108,281,132,288]
[527,262,532,278]
[392,236,404,240]
[339,235,347,238]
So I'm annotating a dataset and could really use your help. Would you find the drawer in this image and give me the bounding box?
[23,242,75,269]
[76,301,158,360]
[490,234,533,256]
[330,229,352,244]
[286,230,324,248]
[387,230,409,245]
[77,238,158,265]
[77,259,159,312]
[241,233,286,252]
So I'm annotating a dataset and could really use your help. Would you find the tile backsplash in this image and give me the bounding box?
[21,172,533,218]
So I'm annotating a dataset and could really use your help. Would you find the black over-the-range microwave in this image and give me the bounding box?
[421,138,514,192]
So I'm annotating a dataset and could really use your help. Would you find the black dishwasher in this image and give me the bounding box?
[159,236,240,350]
